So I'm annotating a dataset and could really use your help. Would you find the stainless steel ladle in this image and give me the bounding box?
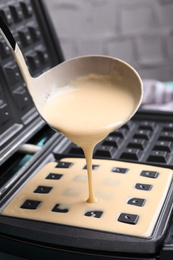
[0,16,143,130]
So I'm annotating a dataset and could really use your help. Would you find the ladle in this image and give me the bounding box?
[0,16,143,203]
[0,16,142,124]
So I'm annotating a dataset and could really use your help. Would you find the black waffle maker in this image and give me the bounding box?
[0,1,173,259]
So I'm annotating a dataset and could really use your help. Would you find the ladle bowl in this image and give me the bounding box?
[0,16,143,132]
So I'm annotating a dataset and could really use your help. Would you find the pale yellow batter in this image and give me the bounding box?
[42,75,137,202]
[2,158,173,238]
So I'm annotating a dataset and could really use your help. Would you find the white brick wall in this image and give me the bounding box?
[46,0,173,81]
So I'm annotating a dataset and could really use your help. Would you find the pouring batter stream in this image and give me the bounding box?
[43,74,137,203]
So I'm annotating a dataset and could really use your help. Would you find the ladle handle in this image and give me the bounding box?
[0,15,34,89]
[0,16,16,51]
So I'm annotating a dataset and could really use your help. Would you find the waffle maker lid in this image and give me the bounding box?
[0,0,64,165]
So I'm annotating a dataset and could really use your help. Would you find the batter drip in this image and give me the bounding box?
[43,74,137,203]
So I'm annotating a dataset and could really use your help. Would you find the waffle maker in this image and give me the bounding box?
[0,1,173,259]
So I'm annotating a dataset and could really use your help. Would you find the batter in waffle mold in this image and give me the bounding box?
[2,158,173,237]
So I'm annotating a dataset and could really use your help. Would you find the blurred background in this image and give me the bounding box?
[46,0,173,82]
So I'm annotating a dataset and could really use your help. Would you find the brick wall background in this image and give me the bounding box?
[46,0,173,82]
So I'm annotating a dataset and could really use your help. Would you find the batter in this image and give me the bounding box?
[2,158,173,237]
[43,74,137,203]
